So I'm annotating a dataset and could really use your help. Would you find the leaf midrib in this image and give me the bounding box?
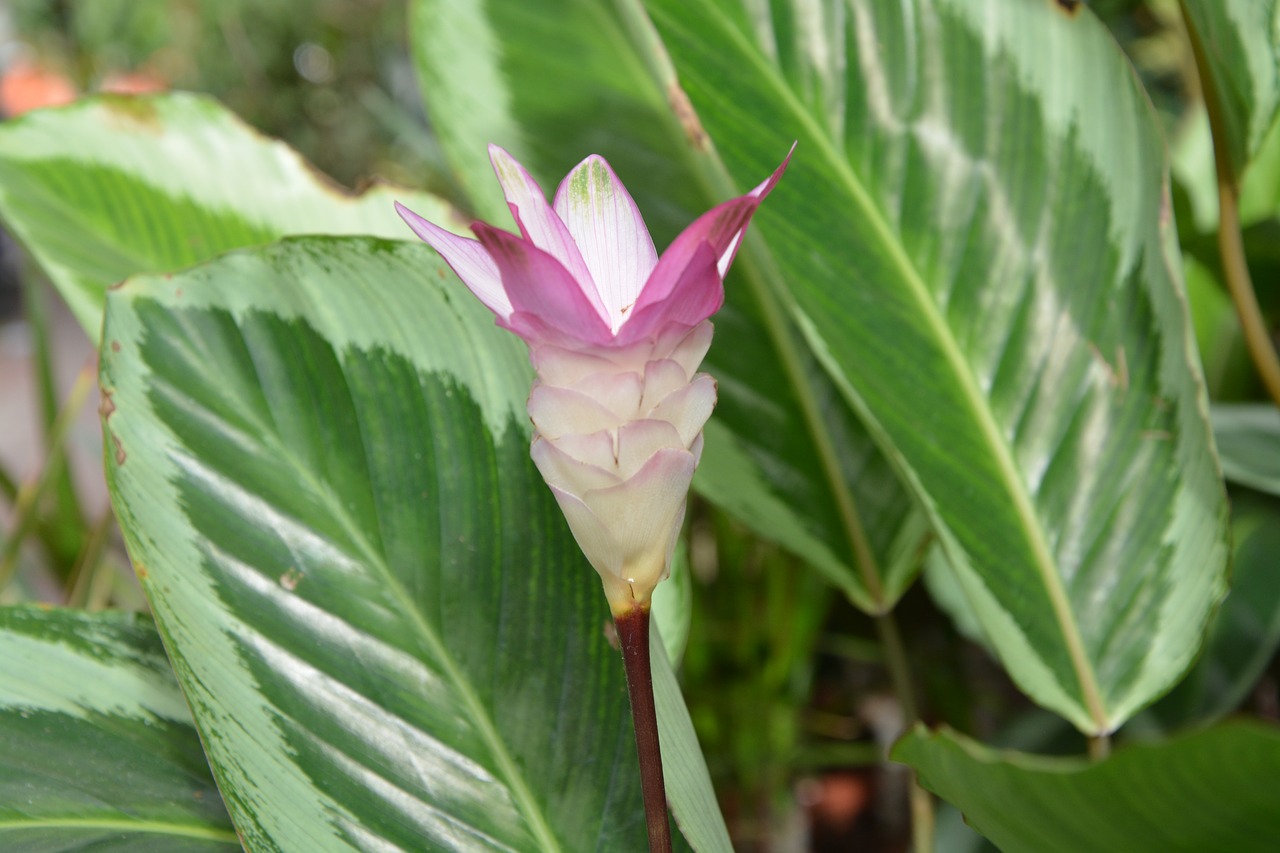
[690,0,1107,726]
[0,817,239,843]
[151,303,564,852]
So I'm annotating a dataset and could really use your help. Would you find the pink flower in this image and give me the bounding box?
[396,145,790,614]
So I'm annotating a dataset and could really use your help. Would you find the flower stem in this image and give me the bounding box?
[615,605,672,853]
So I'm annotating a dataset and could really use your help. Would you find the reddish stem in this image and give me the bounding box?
[615,606,672,853]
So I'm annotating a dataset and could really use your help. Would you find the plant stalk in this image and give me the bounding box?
[875,613,934,853]
[1087,733,1112,762]
[615,604,672,853]
[1180,0,1280,406]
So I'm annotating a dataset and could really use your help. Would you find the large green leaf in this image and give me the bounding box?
[894,722,1280,853]
[0,91,456,339]
[1180,0,1280,184]
[0,606,237,852]
[410,0,923,612]
[101,236,722,851]
[642,0,1229,732]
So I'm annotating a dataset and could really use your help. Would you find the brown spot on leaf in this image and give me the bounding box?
[98,389,116,421]
[668,81,709,151]
[100,94,162,131]
[110,340,121,352]
[279,567,303,591]
[111,433,126,465]
[135,564,148,580]
[1053,0,1082,15]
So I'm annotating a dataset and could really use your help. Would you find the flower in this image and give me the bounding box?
[396,145,790,615]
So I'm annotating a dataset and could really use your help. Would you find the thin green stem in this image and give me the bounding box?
[615,605,672,853]
[22,267,87,571]
[1088,733,1112,762]
[65,505,117,609]
[0,364,95,592]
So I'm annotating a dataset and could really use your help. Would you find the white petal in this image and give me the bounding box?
[546,448,695,614]
[649,374,717,447]
[639,360,690,415]
[652,320,714,376]
[549,429,617,469]
[615,419,684,480]
[527,384,624,438]
[553,155,658,332]
[530,435,619,493]
[569,371,643,422]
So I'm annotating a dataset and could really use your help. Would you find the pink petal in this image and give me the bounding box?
[395,201,511,317]
[472,223,612,346]
[529,344,624,387]
[553,155,658,332]
[626,149,793,329]
[531,336,663,383]
[487,146,598,295]
[615,241,722,345]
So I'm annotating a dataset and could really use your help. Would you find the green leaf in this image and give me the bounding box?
[409,0,924,612]
[1212,403,1280,495]
[0,92,456,339]
[1180,0,1280,183]
[1145,495,1280,730]
[102,235,722,851]
[644,0,1230,732]
[893,722,1280,853]
[0,606,238,852]
[651,542,693,666]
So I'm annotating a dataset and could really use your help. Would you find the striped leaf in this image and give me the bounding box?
[0,606,237,852]
[641,0,1229,732]
[0,92,456,339]
[1181,0,1280,183]
[101,236,719,851]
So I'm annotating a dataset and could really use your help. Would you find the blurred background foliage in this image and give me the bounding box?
[0,1,1277,850]
[1,0,449,191]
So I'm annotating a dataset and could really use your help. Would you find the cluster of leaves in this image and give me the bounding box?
[1,0,1278,851]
